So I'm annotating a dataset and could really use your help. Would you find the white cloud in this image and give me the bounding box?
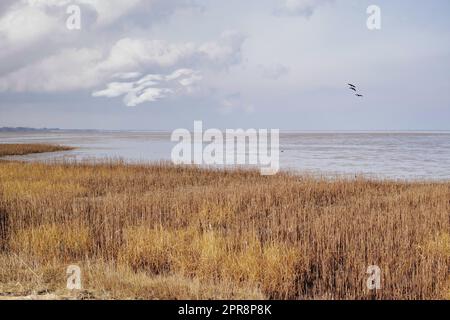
[17,0,152,26]
[112,72,143,80]
[76,0,143,26]
[0,1,15,15]
[124,88,172,107]
[91,82,134,98]
[0,0,197,64]
[198,31,246,67]
[0,31,245,96]
[98,38,197,73]
[93,69,202,107]
[0,0,246,108]
[0,4,58,46]
[0,48,103,92]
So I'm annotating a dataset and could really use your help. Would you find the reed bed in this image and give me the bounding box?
[0,157,448,299]
[0,144,74,157]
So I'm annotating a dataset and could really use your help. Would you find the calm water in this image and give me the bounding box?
[1,131,449,181]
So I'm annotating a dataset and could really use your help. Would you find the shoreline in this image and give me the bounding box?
[2,130,450,181]
[1,143,449,183]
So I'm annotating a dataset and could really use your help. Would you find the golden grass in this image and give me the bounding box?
[0,150,448,299]
[0,144,74,157]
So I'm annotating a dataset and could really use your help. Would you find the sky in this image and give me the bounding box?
[0,0,449,130]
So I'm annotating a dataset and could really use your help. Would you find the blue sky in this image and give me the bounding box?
[0,0,449,130]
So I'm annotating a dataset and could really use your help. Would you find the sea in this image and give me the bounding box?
[1,131,449,181]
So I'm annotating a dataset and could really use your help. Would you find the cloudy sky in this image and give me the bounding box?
[0,0,449,130]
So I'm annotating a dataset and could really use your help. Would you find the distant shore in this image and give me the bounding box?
[0,127,61,133]
[0,144,74,157]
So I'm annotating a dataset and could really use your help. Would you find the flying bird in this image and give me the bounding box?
[347,83,364,97]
